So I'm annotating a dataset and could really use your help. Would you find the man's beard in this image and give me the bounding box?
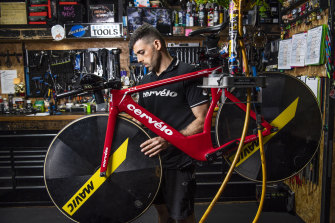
[150,48,162,72]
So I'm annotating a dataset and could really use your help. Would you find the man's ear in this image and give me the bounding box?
[153,39,162,51]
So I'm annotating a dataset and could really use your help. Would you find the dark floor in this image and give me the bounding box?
[0,202,305,223]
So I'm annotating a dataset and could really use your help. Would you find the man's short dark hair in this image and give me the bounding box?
[129,23,166,50]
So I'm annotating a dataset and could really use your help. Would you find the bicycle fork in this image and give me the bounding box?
[100,94,119,176]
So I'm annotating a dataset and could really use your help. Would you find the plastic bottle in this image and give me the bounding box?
[213,4,219,25]
[178,10,184,26]
[0,96,3,114]
[121,70,126,84]
[124,76,130,87]
[8,94,13,112]
[186,0,192,26]
[219,5,224,25]
[173,9,179,26]
[26,99,33,113]
[3,98,9,113]
[193,1,198,26]
[199,4,206,27]
[86,102,91,114]
[189,0,195,27]
[207,3,214,27]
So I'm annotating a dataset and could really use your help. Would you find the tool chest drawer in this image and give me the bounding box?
[0,132,56,206]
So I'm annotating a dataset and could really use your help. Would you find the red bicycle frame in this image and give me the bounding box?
[100,67,273,175]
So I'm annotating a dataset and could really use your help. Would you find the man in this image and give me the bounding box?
[129,23,209,223]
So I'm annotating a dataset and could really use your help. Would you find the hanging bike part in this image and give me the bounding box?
[215,72,322,182]
[44,115,161,223]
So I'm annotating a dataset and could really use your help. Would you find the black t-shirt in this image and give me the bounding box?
[138,58,209,168]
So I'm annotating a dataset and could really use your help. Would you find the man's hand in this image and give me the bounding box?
[140,136,169,157]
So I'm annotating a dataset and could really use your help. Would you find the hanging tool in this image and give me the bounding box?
[108,49,116,80]
[14,52,20,63]
[81,51,88,74]
[39,50,47,67]
[74,52,81,72]
[111,48,121,79]
[32,76,42,95]
[5,50,12,68]
[100,48,109,79]
[96,49,103,77]
[89,51,97,74]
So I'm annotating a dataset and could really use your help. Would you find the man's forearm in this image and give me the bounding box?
[180,118,205,136]
[180,102,209,137]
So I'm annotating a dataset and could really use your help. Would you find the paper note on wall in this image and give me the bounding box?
[305,77,319,98]
[0,70,17,94]
[290,32,307,67]
[305,25,324,65]
[278,39,292,69]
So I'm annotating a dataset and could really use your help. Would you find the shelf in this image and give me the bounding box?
[282,7,320,27]
[0,27,52,41]
[281,0,308,15]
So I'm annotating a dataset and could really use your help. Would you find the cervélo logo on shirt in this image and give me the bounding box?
[143,89,178,98]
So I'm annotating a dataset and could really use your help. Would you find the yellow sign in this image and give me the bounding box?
[62,138,129,216]
[0,3,27,25]
[228,97,299,167]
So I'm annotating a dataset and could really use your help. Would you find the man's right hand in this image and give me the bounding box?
[140,136,169,157]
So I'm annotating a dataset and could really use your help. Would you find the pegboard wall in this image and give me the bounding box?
[0,43,24,98]
[0,39,129,100]
[281,0,329,78]
[280,0,333,222]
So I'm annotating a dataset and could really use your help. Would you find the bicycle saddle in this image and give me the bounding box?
[188,22,228,36]
[80,73,105,88]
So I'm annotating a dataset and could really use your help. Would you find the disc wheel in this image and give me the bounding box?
[215,72,322,182]
[44,114,161,223]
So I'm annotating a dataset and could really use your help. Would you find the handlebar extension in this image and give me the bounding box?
[55,79,122,100]
[55,88,85,100]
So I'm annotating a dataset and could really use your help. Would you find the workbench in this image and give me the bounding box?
[0,113,86,132]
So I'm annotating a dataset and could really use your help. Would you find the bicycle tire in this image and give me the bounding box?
[215,72,322,182]
[44,114,162,223]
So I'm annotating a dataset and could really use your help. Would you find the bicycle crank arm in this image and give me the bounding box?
[206,140,239,162]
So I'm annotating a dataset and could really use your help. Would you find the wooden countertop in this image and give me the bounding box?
[0,113,88,131]
[0,112,131,131]
[0,113,86,122]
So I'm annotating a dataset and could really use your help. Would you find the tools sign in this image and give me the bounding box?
[25,48,121,98]
[91,24,122,38]
[65,23,123,39]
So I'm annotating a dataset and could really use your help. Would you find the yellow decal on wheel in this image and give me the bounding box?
[62,138,129,216]
[228,97,299,167]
